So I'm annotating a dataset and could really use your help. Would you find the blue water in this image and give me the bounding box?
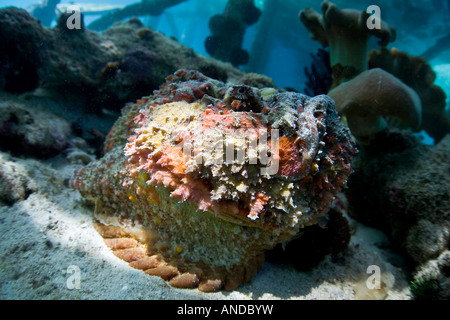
[2,0,450,111]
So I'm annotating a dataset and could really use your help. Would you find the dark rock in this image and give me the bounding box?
[346,131,450,267]
[0,99,71,158]
[0,7,246,114]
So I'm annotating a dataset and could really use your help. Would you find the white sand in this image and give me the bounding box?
[0,151,411,300]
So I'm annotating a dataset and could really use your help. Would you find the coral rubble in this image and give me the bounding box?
[71,69,356,291]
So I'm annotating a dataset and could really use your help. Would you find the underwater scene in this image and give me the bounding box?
[0,0,449,301]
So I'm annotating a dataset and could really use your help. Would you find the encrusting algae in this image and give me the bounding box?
[71,69,356,292]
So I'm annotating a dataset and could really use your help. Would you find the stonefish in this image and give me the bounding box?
[71,69,356,292]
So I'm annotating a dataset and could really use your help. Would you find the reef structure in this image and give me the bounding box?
[300,0,396,89]
[369,47,449,143]
[71,69,356,292]
[327,68,422,143]
[205,0,261,67]
[0,7,245,113]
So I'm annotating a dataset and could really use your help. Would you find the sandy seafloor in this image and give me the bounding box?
[0,150,411,300]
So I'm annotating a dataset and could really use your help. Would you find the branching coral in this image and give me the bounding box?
[71,69,356,292]
[327,68,422,143]
[299,0,396,88]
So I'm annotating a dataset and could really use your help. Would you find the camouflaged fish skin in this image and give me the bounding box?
[71,69,356,291]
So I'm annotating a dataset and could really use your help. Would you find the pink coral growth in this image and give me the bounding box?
[248,193,270,220]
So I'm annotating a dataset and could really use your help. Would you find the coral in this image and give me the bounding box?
[299,0,396,88]
[327,68,422,143]
[0,7,44,94]
[304,48,332,96]
[205,0,261,66]
[120,48,157,84]
[99,47,163,104]
[406,220,449,264]
[71,69,356,291]
[369,47,450,142]
[0,7,246,112]
[412,250,450,300]
[409,275,443,300]
[346,131,450,268]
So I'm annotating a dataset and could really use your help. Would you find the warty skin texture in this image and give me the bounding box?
[71,69,356,291]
